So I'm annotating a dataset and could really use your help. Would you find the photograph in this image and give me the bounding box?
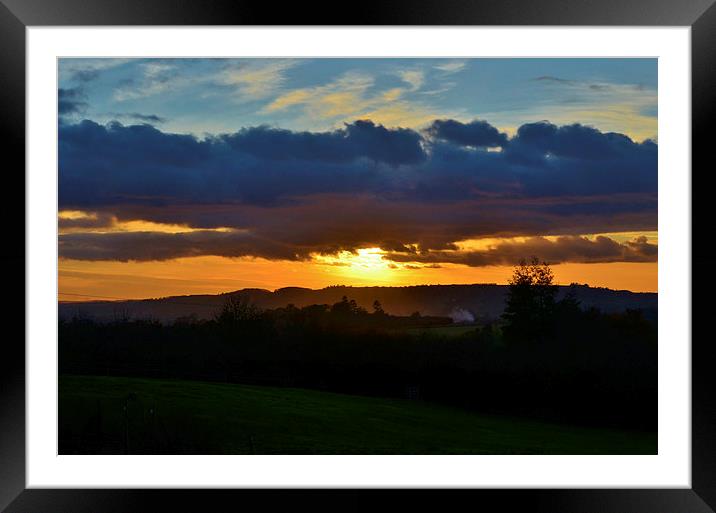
[56,56,658,455]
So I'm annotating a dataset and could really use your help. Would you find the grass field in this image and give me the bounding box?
[59,375,656,455]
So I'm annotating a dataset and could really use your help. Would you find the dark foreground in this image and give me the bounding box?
[59,375,657,455]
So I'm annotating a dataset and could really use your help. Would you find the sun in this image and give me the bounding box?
[314,247,397,284]
[350,248,388,270]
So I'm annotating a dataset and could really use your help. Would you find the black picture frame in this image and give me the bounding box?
[1,0,712,510]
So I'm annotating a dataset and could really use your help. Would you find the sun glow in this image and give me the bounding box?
[57,232,658,301]
[315,247,398,284]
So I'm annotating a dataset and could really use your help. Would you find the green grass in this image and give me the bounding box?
[59,375,656,455]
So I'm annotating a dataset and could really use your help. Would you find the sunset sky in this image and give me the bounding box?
[58,58,658,300]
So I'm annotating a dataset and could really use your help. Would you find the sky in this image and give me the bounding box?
[58,58,658,300]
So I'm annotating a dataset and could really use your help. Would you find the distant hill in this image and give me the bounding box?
[59,284,657,324]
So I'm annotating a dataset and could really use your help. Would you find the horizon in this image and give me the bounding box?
[58,278,657,305]
[58,58,657,300]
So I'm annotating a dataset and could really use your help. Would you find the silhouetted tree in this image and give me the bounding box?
[330,296,367,318]
[502,257,557,344]
[558,283,582,317]
[215,295,261,327]
[372,300,385,315]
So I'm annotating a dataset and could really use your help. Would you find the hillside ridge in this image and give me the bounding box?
[59,283,657,324]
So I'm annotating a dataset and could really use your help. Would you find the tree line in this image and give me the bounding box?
[59,260,656,431]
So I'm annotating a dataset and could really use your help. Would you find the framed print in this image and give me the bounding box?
[1,0,713,511]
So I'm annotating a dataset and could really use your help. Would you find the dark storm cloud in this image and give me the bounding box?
[508,121,653,161]
[58,194,658,262]
[59,121,211,207]
[58,223,657,266]
[385,235,658,267]
[59,230,309,262]
[427,119,508,148]
[58,88,88,116]
[59,211,115,231]
[58,118,657,263]
[59,119,656,207]
[221,120,425,166]
[59,120,422,208]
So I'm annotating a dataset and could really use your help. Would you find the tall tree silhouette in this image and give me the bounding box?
[372,300,385,316]
[502,257,557,344]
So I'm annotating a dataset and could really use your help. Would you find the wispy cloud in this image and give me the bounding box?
[217,60,301,101]
[485,76,659,141]
[59,58,133,83]
[397,69,425,91]
[264,69,455,128]
[420,83,458,96]
[264,71,374,114]
[113,62,181,101]
[433,60,467,74]
[532,75,574,85]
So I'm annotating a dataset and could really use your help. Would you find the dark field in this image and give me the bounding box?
[402,325,480,338]
[59,273,658,454]
[59,375,657,455]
